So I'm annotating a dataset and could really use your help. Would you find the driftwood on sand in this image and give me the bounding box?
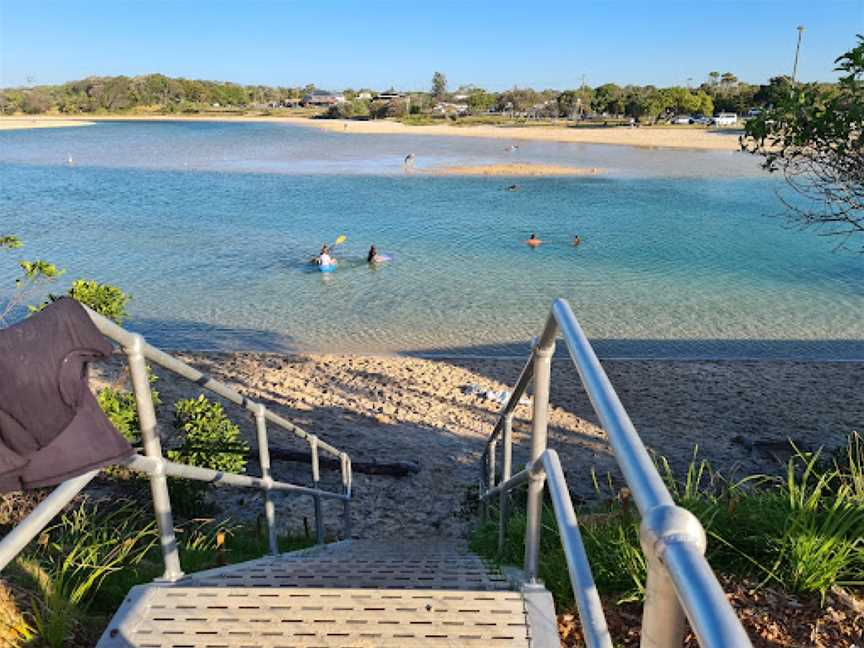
[267,446,420,477]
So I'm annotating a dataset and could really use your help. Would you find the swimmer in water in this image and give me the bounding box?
[526,233,542,247]
[507,184,518,191]
[367,244,385,264]
[572,234,582,246]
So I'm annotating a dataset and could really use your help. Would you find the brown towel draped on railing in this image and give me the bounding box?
[0,297,133,492]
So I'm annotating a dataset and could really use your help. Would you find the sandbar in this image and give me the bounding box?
[0,118,95,130]
[423,163,603,176]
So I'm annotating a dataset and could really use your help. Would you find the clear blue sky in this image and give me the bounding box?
[0,0,860,90]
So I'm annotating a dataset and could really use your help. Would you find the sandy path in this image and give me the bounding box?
[1,114,742,150]
[93,354,863,541]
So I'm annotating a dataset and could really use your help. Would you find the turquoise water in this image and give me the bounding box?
[1,121,862,359]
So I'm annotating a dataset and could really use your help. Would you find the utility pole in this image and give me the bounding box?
[792,25,805,83]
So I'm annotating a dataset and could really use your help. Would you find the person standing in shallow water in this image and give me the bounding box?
[573,234,582,246]
[526,233,542,247]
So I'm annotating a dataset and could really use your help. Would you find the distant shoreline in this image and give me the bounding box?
[0,114,743,151]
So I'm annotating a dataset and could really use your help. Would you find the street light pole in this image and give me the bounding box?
[792,25,805,83]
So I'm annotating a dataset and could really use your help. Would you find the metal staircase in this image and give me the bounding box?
[96,540,550,647]
[0,299,754,647]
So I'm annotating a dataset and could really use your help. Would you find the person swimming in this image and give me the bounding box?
[572,234,582,246]
[507,184,518,191]
[367,245,382,264]
[526,233,542,247]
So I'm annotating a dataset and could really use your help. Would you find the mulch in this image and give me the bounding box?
[558,577,864,647]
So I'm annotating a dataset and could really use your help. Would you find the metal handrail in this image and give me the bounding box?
[479,299,752,648]
[0,307,353,580]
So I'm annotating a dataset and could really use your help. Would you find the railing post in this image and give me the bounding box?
[479,449,488,521]
[254,404,278,555]
[498,413,513,555]
[310,436,324,545]
[126,334,183,582]
[340,453,352,540]
[639,505,704,648]
[524,337,555,582]
[487,439,497,521]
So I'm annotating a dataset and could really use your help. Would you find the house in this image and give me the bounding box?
[432,102,468,116]
[301,90,346,107]
[372,91,406,102]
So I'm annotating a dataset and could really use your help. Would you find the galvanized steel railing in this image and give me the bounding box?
[0,307,352,581]
[479,299,752,648]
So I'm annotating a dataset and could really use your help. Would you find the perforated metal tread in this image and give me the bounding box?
[96,542,537,647]
[97,587,531,647]
[182,541,510,591]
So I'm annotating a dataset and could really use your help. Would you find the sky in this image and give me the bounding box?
[0,1,861,90]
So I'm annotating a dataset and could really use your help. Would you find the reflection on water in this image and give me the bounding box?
[1,122,861,359]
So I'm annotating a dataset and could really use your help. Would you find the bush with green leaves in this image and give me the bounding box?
[95,370,161,445]
[96,388,140,444]
[67,279,131,323]
[169,395,249,473]
[167,395,249,514]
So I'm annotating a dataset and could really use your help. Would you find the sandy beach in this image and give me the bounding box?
[0,114,742,150]
[294,117,743,151]
[93,353,863,541]
[0,117,95,130]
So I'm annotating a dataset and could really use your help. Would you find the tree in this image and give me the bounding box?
[695,91,714,116]
[496,88,541,114]
[742,37,864,251]
[665,87,699,114]
[753,75,794,107]
[431,71,447,100]
[21,90,51,114]
[592,83,624,115]
[709,71,721,86]
[720,72,738,87]
[467,90,495,114]
[556,90,580,118]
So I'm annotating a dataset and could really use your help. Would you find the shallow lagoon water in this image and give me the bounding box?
[1,121,861,359]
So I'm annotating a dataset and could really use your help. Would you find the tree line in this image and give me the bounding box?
[0,70,834,124]
[0,74,317,115]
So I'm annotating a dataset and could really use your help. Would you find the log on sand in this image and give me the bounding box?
[267,447,420,477]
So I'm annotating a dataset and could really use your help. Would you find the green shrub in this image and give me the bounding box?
[68,279,130,324]
[96,371,161,445]
[96,388,140,444]
[169,395,248,473]
[167,395,249,514]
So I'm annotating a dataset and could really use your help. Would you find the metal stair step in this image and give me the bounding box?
[97,586,531,647]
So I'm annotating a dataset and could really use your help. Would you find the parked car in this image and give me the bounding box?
[690,114,712,126]
[671,115,692,125]
[746,108,762,118]
[713,113,738,126]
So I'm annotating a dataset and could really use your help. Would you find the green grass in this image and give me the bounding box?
[4,501,314,647]
[471,433,864,611]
